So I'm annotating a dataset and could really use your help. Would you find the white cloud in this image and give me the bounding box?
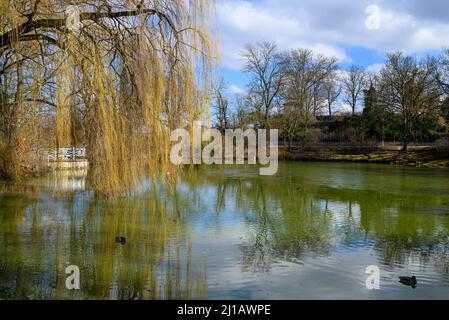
[229,84,246,95]
[217,0,449,69]
[218,0,349,69]
[365,63,384,73]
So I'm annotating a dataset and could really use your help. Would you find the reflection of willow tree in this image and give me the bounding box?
[0,0,214,195]
[0,189,207,299]
[0,194,36,299]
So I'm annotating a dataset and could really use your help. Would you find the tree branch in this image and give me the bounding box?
[1,8,177,50]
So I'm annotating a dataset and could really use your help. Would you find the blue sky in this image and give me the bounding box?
[216,0,449,97]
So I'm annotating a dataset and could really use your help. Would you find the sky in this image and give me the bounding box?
[216,0,449,97]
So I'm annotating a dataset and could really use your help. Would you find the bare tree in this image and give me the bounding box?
[323,78,342,117]
[379,53,441,149]
[280,104,304,152]
[232,94,250,128]
[212,77,230,133]
[343,65,367,115]
[311,84,326,117]
[438,49,449,94]
[241,41,285,129]
[283,49,338,123]
[436,49,449,130]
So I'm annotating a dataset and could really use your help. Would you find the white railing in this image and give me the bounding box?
[48,148,86,162]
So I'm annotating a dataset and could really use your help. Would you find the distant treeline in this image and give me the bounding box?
[213,42,449,151]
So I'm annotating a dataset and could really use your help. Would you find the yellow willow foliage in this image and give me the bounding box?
[0,1,17,33]
[0,0,217,195]
[55,52,73,151]
[85,53,124,195]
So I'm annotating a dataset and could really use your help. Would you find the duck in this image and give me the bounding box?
[115,236,126,244]
[399,276,417,288]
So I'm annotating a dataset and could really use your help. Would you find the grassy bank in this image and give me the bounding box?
[279,144,449,168]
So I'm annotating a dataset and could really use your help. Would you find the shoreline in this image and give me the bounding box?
[1,148,448,187]
[279,146,449,169]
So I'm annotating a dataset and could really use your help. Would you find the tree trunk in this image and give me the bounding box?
[0,60,23,180]
[402,111,409,152]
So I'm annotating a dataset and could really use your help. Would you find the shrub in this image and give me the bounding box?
[435,138,449,157]
[299,128,322,146]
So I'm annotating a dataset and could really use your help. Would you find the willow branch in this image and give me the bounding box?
[0,8,177,50]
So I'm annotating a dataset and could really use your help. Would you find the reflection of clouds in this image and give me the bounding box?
[3,162,449,299]
[181,163,449,298]
[327,201,361,230]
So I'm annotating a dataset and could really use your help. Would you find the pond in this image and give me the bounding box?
[1,162,449,300]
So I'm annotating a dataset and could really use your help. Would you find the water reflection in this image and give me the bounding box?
[1,162,449,299]
[46,169,88,192]
[0,175,207,300]
[180,164,449,298]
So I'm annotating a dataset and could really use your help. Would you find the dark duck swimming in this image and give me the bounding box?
[399,276,417,288]
[115,236,126,244]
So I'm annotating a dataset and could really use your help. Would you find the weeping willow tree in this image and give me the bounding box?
[0,0,215,195]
